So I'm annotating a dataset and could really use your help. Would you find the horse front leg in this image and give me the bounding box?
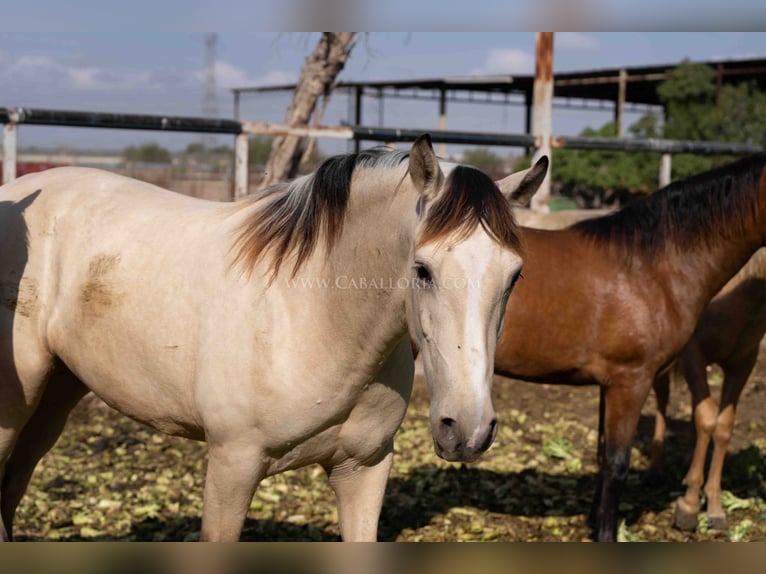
[200,441,266,541]
[324,444,394,542]
[646,372,670,485]
[594,374,653,542]
[588,386,606,530]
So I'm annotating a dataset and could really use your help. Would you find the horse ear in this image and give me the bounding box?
[409,134,444,200]
[496,156,549,207]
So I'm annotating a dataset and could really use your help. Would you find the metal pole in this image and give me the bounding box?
[531,32,554,212]
[3,120,17,184]
[437,88,447,158]
[234,133,249,199]
[354,86,363,153]
[615,69,627,137]
[524,89,532,157]
[659,153,672,188]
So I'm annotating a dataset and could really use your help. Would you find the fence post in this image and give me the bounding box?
[531,32,554,213]
[659,153,672,188]
[3,119,18,184]
[234,133,249,199]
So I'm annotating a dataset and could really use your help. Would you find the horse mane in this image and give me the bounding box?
[232,148,409,277]
[418,165,524,255]
[572,153,766,260]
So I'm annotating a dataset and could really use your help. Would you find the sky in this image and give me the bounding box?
[2,31,766,156]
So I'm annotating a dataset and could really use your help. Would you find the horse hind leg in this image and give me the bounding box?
[673,342,717,531]
[1,365,88,540]
[0,332,59,541]
[702,353,755,531]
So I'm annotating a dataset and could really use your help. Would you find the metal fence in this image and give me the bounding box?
[3,106,765,201]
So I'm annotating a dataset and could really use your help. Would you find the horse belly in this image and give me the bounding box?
[46,288,203,439]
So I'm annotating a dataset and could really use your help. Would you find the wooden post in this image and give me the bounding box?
[3,121,17,184]
[234,133,249,199]
[531,32,554,213]
[659,153,672,188]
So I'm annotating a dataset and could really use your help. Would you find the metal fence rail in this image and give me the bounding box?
[0,107,241,134]
[3,107,765,199]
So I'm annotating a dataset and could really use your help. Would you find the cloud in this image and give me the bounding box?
[211,61,296,90]
[472,48,535,75]
[1,53,296,105]
[556,32,599,52]
[3,55,157,94]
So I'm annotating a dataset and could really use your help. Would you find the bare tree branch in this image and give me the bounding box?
[259,32,358,189]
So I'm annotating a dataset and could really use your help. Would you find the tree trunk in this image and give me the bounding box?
[259,32,358,190]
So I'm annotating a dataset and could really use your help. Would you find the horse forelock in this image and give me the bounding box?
[572,153,766,261]
[231,148,410,278]
[417,165,524,255]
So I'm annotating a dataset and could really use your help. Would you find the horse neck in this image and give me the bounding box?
[294,169,418,360]
[656,197,766,321]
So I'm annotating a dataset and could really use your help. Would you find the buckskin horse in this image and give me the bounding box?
[495,154,766,541]
[0,135,546,541]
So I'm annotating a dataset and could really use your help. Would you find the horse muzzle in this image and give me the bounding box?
[432,416,498,463]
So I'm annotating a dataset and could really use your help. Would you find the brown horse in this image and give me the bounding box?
[650,248,766,532]
[495,153,766,541]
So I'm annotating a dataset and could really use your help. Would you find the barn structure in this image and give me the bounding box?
[231,56,766,152]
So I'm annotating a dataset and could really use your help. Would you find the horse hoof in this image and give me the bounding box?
[707,513,728,531]
[674,500,699,531]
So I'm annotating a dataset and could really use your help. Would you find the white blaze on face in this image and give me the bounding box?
[455,236,496,430]
[413,228,523,443]
[452,232,522,435]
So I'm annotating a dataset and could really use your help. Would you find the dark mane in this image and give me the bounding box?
[418,165,524,254]
[572,153,766,260]
[232,148,409,277]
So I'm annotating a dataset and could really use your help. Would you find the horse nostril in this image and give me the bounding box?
[441,417,456,428]
[481,418,499,451]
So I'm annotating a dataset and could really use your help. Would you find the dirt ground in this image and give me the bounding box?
[12,346,766,542]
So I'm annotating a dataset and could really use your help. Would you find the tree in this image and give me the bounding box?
[248,136,273,167]
[461,148,507,180]
[551,120,660,205]
[123,143,172,164]
[259,33,358,189]
[552,60,766,200]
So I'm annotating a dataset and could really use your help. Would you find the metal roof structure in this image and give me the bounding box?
[231,58,766,110]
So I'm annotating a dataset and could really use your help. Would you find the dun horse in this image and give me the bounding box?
[0,135,547,541]
[650,247,766,532]
[495,154,766,541]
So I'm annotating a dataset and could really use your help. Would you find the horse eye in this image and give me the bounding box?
[509,268,523,291]
[415,264,434,287]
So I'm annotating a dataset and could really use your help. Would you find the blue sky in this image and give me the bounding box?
[2,32,766,155]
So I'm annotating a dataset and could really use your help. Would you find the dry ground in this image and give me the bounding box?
[13,348,766,542]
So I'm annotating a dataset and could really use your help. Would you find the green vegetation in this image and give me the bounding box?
[122,143,172,164]
[248,136,273,166]
[460,147,508,180]
[552,60,766,196]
